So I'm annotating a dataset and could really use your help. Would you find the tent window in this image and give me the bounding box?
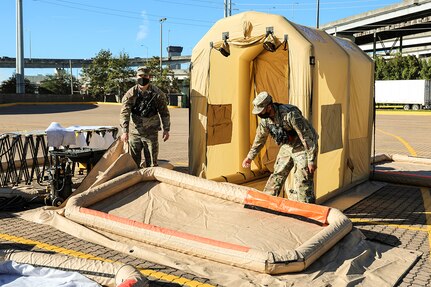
[207,104,232,146]
[320,104,343,153]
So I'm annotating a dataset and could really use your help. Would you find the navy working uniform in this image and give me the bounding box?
[243,91,318,203]
[120,68,170,167]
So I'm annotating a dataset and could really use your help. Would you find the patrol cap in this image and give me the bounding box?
[137,66,150,76]
[252,91,273,114]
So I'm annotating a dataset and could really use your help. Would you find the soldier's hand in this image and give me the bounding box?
[242,158,252,168]
[120,132,129,143]
[308,163,317,174]
[162,130,170,142]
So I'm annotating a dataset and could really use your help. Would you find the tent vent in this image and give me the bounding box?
[309,56,316,66]
[218,32,231,57]
[263,27,277,52]
[266,27,274,35]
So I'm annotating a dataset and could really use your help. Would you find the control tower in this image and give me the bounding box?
[167,46,183,69]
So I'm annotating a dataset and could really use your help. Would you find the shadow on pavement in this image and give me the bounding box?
[0,104,99,115]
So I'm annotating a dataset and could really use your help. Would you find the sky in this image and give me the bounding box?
[0,0,403,82]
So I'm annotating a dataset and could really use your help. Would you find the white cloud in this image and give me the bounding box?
[136,11,149,41]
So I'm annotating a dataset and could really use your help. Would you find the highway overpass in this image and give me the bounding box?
[0,55,191,69]
[321,0,431,57]
[4,1,431,70]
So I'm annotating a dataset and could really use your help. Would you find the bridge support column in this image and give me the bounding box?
[373,31,377,59]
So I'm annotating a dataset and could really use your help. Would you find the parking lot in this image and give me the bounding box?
[1,103,431,286]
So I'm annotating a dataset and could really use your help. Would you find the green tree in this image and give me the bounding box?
[0,74,37,94]
[39,69,81,94]
[374,53,421,80]
[402,55,420,79]
[81,49,182,99]
[106,52,135,97]
[387,53,404,79]
[81,49,113,98]
[143,57,180,94]
[81,49,136,99]
[420,58,431,80]
[374,56,387,80]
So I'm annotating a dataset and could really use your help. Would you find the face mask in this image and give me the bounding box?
[137,77,150,86]
[258,105,271,119]
[258,112,270,119]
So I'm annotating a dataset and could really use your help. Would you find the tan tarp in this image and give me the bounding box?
[0,249,147,287]
[371,153,431,187]
[189,12,374,202]
[63,164,353,274]
[20,141,419,286]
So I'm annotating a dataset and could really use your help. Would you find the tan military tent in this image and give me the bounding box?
[189,11,374,202]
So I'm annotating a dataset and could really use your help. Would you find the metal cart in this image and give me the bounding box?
[46,147,106,206]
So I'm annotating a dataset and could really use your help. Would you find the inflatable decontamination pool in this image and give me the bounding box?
[63,167,352,274]
[18,141,420,286]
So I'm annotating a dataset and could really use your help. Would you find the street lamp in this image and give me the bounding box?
[316,0,320,28]
[159,17,167,76]
[16,0,25,94]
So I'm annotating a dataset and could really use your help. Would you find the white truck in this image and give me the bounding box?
[375,79,431,110]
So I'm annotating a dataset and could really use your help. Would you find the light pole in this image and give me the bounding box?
[316,0,320,29]
[224,0,232,17]
[16,0,25,94]
[159,17,167,76]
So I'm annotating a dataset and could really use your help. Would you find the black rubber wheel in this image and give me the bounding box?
[44,196,51,206]
[52,197,64,207]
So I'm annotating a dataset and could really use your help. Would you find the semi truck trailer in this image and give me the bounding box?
[375,79,431,110]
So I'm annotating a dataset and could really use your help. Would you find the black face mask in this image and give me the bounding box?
[258,112,270,119]
[137,77,150,86]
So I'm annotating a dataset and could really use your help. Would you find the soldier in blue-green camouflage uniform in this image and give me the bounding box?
[120,67,170,167]
[242,91,318,203]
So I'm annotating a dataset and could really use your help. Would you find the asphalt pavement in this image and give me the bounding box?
[1,103,431,286]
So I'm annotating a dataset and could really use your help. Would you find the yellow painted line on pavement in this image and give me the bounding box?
[0,232,215,287]
[0,102,101,107]
[376,110,431,116]
[420,187,431,259]
[0,102,180,108]
[350,218,428,232]
[0,233,109,261]
[376,128,417,156]
[0,103,17,107]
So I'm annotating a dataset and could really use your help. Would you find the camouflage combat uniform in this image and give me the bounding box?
[120,84,170,167]
[247,103,318,203]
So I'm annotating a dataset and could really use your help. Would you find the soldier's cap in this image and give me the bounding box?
[252,91,273,114]
[137,66,150,76]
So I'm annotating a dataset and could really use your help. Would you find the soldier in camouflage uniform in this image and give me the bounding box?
[242,91,318,203]
[120,67,170,167]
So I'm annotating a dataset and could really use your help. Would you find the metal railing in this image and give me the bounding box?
[0,127,118,187]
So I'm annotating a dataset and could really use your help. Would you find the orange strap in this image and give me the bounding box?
[117,279,138,287]
[244,190,330,225]
[80,207,250,252]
